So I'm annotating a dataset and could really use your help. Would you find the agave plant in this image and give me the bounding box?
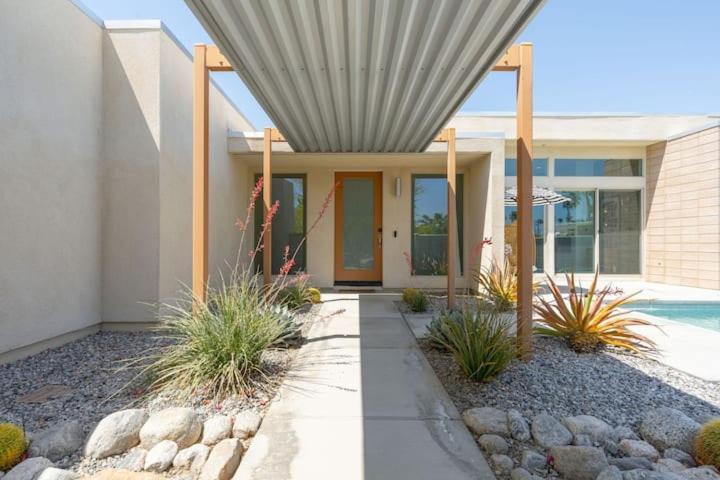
[533,271,657,354]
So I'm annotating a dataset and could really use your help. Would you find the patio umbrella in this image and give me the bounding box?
[504,186,571,206]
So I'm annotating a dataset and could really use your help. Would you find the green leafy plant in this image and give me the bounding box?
[428,309,516,382]
[473,259,518,312]
[402,288,428,313]
[533,271,657,354]
[278,282,313,309]
[0,423,26,472]
[426,309,463,350]
[695,418,720,469]
[307,287,322,304]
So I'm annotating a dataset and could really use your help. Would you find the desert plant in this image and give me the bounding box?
[473,259,518,312]
[0,423,26,472]
[278,282,312,309]
[402,288,428,313]
[428,309,516,382]
[307,287,321,304]
[533,271,657,354]
[695,418,720,469]
[425,309,463,350]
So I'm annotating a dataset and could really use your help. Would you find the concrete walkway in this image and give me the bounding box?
[233,293,495,480]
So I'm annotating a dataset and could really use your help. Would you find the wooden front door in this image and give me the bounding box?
[334,172,383,284]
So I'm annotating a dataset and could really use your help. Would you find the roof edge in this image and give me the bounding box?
[667,120,720,141]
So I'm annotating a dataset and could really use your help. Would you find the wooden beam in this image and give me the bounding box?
[492,45,521,72]
[446,128,457,309]
[205,45,233,72]
[269,128,285,142]
[192,45,209,303]
[263,128,273,285]
[434,130,449,143]
[515,43,534,359]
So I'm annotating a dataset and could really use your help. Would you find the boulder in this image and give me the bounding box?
[549,446,608,480]
[683,468,720,480]
[562,415,614,444]
[201,415,232,446]
[4,457,53,480]
[573,434,594,446]
[621,469,684,480]
[615,426,640,441]
[653,458,686,473]
[83,470,165,480]
[36,468,79,480]
[490,454,514,475]
[532,414,572,448]
[663,448,696,467]
[84,409,148,459]
[143,440,178,473]
[510,467,542,480]
[232,411,262,440]
[507,409,531,441]
[639,408,700,453]
[173,444,211,474]
[199,438,243,480]
[597,466,624,480]
[478,434,509,455]
[619,440,660,461]
[610,457,654,471]
[27,421,84,461]
[139,408,202,449]
[520,449,547,472]
[117,448,147,472]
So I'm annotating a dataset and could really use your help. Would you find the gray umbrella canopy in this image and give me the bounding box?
[504,187,570,206]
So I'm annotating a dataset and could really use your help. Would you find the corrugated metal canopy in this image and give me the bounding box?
[186,0,545,152]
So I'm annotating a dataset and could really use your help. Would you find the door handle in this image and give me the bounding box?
[377,232,382,248]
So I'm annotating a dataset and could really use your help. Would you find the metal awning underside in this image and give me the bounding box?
[186,0,545,153]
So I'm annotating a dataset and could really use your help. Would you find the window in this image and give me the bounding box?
[254,174,306,274]
[555,191,595,273]
[554,159,641,177]
[504,205,545,271]
[599,190,641,274]
[505,158,548,176]
[411,175,463,275]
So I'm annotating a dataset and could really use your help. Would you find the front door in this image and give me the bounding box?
[334,172,383,284]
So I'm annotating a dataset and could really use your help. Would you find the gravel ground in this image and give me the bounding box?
[421,336,720,429]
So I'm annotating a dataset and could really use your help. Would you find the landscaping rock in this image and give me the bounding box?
[510,467,542,480]
[597,466,624,480]
[663,448,696,467]
[173,444,211,473]
[549,446,608,480]
[199,438,243,480]
[84,470,165,480]
[27,421,84,461]
[144,440,178,473]
[508,409,531,441]
[463,407,509,437]
[573,433,594,446]
[609,457,653,471]
[490,454,514,475]
[639,408,700,453]
[683,468,720,480]
[232,411,262,440]
[520,449,547,472]
[201,415,232,446]
[478,434,509,454]
[85,409,148,459]
[4,457,53,480]
[621,469,684,480]
[532,414,573,448]
[139,408,202,449]
[117,448,147,472]
[36,468,78,480]
[562,415,614,444]
[615,426,640,441]
[604,438,620,456]
[653,458,686,473]
[619,440,660,461]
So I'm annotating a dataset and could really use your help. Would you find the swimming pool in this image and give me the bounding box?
[628,301,720,332]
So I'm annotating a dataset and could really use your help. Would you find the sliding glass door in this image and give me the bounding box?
[599,190,641,274]
[555,191,595,273]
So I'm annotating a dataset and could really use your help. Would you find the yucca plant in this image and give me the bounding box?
[473,259,518,312]
[695,418,720,469]
[533,271,657,354]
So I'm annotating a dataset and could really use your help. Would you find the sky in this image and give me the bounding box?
[81,0,720,130]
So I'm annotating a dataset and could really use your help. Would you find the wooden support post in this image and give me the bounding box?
[263,128,273,285]
[515,43,534,359]
[192,45,209,303]
[447,128,457,309]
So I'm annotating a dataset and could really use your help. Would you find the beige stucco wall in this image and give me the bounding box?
[645,126,720,288]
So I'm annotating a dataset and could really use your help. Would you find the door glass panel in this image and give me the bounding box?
[555,191,595,273]
[599,190,641,274]
[343,178,374,270]
[504,205,545,271]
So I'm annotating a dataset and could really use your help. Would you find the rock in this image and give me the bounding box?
[201,415,232,446]
[173,444,211,473]
[621,470,684,480]
[84,470,165,480]
[574,433,594,446]
[520,449,547,472]
[85,409,148,459]
[478,434,509,454]
[604,438,620,456]
[139,408,202,449]
[532,414,573,448]
[117,448,147,472]
[199,438,243,480]
[615,426,640,441]
[619,440,660,461]
[144,440,178,473]
[663,448,696,467]
[510,467,542,480]
[610,457,654,471]
[684,468,720,480]
[4,457,53,480]
[639,408,700,453]
[549,446,608,480]
[597,466,624,480]
[653,458,686,473]
[462,407,509,437]
[508,409,531,441]
[232,411,262,440]
[562,415,614,444]
[27,421,84,462]
[36,469,79,480]
[490,454,514,475]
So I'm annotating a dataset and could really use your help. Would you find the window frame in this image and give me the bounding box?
[553,158,642,177]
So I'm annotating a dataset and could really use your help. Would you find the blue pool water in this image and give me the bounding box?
[628,301,720,332]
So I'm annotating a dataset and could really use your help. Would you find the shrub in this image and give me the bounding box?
[402,288,428,313]
[473,259,518,312]
[307,287,321,304]
[425,309,463,350]
[0,423,26,472]
[696,418,720,469]
[428,309,515,382]
[278,283,312,309]
[533,271,657,354]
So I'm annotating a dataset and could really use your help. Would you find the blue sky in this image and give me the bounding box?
[82,0,720,129]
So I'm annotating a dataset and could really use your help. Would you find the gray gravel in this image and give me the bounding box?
[421,336,720,429]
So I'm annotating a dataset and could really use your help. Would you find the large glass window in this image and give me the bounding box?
[505,158,548,176]
[411,175,464,275]
[599,190,641,274]
[504,205,545,271]
[555,191,595,273]
[254,175,306,274]
[555,159,642,177]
